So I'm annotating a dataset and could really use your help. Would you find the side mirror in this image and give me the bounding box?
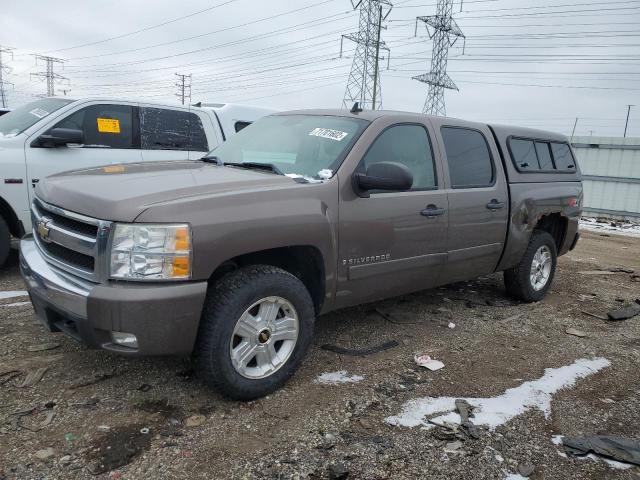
[353,161,413,197]
[35,128,84,148]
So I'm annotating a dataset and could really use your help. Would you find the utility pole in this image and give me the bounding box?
[340,0,392,110]
[31,55,67,97]
[0,46,15,108]
[413,0,464,116]
[175,73,192,105]
[624,105,634,137]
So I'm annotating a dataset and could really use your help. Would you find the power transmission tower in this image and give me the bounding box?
[175,73,192,105]
[0,46,15,108]
[31,55,67,97]
[340,0,392,110]
[413,0,464,116]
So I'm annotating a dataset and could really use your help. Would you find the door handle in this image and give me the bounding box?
[421,204,446,218]
[486,199,505,210]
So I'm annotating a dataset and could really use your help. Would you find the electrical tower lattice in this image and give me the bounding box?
[31,55,67,97]
[0,46,15,108]
[341,0,392,110]
[413,0,464,116]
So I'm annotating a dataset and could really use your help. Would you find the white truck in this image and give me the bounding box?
[0,97,274,266]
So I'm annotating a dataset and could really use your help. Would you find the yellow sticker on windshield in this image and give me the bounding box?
[97,118,120,134]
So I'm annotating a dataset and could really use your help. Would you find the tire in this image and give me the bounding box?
[194,265,315,400]
[504,230,558,302]
[0,216,10,268]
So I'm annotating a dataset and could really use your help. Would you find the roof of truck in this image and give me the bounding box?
[278,108,569,143]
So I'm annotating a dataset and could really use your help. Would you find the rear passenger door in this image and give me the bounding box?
[139,107,210,162]
[434,123,509,283]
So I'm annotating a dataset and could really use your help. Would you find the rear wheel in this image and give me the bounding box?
[0,216,10,268]
[194,265,315,400]
[504,230,557,302]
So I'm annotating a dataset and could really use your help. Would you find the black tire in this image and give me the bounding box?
[194,265,315,400]
[504,230,558,302]
[0,216,10,268]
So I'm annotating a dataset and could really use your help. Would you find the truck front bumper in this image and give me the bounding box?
[19,235,208,356]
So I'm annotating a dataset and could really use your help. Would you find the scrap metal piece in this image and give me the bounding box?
[563,436,640,466]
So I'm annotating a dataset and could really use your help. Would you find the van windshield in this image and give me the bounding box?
[0,98,73,137]
[207,115,369,181]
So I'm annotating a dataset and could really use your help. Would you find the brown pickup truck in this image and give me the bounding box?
[20,108,582,399]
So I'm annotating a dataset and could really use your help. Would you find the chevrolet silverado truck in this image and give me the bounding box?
[20,108,582,400]
[0,98,274,267]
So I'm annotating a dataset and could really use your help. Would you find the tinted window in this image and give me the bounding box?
[441,127,494,188]
[510,138,537,170]
[235,121,251,132]
[53,104,135,149]
[551,143,575,170]
[140,108,208,151]
[361,124,436,190]
[535,141,554,170]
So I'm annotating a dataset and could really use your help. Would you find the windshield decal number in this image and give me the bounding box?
[29,108,50,119]
[97,118,121,134]
[309,127,348,142]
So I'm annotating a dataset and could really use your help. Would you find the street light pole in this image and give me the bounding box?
[624,104,634,138]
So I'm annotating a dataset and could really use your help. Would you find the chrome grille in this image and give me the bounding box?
[31,198,112,282]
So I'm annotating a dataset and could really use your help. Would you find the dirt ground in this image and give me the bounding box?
[1,231,639,480]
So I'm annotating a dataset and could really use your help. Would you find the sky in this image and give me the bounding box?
[1,0,639,137]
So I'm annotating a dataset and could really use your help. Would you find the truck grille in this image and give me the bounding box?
[31,198,111,282]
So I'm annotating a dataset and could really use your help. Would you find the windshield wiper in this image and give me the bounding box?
[200,154,224,166]
[224,162,285,176]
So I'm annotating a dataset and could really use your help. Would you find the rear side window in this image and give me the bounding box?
[361,124,436,191]
[234,121,251,132]
[441,127,494,188]
[53,104,136,149]
[551,143,576,170]
[140,108,208,151]
[535,141,554,170]
[509,138,537,170]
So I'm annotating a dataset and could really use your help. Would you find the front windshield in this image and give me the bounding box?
[208,115,369,180]
[0,98,73,137]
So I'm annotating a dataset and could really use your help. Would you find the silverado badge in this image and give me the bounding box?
[37,218,52,243]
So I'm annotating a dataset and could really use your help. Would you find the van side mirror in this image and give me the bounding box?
[34,128,84,148]
[352,161,413,198]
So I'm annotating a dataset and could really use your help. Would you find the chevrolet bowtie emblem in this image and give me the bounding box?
[37,217,52,243]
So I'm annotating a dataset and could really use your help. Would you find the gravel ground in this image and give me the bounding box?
[1,231,639,480]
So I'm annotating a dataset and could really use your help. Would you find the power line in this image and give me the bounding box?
[341,0,393,110]
[413,0,464,115]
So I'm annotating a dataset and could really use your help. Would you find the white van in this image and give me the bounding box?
[0,97,274,266]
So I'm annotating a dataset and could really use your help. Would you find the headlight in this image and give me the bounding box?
[109,224,191,280]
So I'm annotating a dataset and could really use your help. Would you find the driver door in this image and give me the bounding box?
[335,118,449,308]
[25,102,141,203]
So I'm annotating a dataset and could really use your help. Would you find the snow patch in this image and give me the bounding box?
[504,474,528,480]
[385,358,610,429]
[0,291,29,300]
[1,301,31,307]
[315,371,364,385]
[580,217,640,238]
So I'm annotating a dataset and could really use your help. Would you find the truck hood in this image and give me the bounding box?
[36,160,301,221]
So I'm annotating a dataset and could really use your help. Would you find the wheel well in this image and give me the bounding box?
[0,196,24,238]
[534,213,567,251]
[209,246,326,314]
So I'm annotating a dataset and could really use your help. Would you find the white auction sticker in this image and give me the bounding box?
[308,127,349,141]
[29,108,49,119]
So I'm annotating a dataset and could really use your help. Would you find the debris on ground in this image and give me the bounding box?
[314,371,364,385]
[599,266,634,273]
[18,367,48,387]
[448,322,456,329]
[184,415,206,427]
[320,340,399,356]
[374,308,420,325]
[565,328,587,337]
[33,448,55,461]
[581,310,608,321]
[69,370,119,389]
[414,353,445,371]
[562,435,640,466]
[607,303,640,321]
[26,342,60,352]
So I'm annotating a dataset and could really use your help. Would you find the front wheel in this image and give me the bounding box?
[0,216,10,268]
[504,230,558,302]
[194,265,315,400]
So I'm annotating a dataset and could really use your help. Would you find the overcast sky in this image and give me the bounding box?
[1,0,639,137]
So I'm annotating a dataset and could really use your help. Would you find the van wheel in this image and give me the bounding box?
[0,216,10,268]
[504,230,557,302]
[194,265,315,400]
